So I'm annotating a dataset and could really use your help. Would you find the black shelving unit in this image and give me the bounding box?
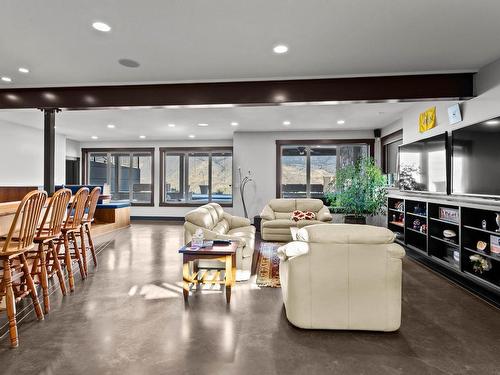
[387,196,500,305]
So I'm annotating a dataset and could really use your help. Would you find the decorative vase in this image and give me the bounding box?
[344,215,366,225]
[496,213,500,232]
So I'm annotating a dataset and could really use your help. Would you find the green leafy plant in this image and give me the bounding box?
[325,157,387,217]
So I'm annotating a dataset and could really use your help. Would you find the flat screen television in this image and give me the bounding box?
[452,117,500,198]
[398,133,448,193]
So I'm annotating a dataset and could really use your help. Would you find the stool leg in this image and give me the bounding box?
[70,231,86,279]
[20,254,44,321]
[3,259,19,348]
[79,226,88,276]
[38,244,50,314]
[86,224,98,267]
[63,233,75,292]
[50,240,67,296]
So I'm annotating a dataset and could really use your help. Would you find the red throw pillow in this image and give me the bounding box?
[291,210,316,221]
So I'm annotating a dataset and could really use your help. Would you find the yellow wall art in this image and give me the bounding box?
[419,106,436,133]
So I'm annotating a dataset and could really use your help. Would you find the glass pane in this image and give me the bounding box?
[88,153,108,186]
[281,146,307,198]
[386,139,402,174]
[131,154,153,204]
[310,146,337,198]
[188,154,209,203]
[164,154,185,202]
[110,154,130,201]
[212,153,232,203]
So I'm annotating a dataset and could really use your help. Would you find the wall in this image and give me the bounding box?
[232,130,374,219]
[79,139,233,217]
[0,119,66,186]
[66,139,81,158]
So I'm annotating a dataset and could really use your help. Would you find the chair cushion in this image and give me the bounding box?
[296,219,327,228]
[295,198,324,213]
[185,207,214,229]
[269,199,296,212]
[262,219,297,228]
[227,226,256,237]
[212,219,230,235]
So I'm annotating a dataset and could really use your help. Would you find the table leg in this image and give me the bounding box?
[182,257,191,302]
[225,255,233,304]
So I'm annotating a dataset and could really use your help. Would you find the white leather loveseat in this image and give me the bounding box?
[260,198,332,242]
[278,224,405,331]
[184,203,255,277]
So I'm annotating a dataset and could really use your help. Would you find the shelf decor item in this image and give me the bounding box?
[490,235,500,255]
[443,229,457,239]
[482,220,487,230]
[476,241,487,252]
[439,207,459,224]
[413,219,421,230]
[469,254,492,275]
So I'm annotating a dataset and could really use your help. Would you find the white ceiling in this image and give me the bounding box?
[0,102,416,141]
[2,0,500,88]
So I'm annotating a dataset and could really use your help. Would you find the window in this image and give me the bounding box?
[83,148,154,206]
[381,130,403,186]
[277,140,372,198]
[160,148,233,206]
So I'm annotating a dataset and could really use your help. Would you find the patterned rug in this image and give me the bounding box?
[256,242,281,288]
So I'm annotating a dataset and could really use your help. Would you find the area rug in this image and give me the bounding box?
[256,242,281,288]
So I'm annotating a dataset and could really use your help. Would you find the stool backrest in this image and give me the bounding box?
[37,188,72,238]
[64,187,89,230]
[85,187,101,223]
[2,190,47,253]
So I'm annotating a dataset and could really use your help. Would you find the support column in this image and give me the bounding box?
[43,109,57,195]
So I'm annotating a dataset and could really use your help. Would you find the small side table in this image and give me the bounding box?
[178,241,238,303]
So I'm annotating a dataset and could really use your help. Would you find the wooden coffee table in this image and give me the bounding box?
[178,240,238,303]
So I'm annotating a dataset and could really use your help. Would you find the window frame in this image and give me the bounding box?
[159,147,233,207]
[275,139,375,198]
[381,129,403,174]
[82,147,155,207]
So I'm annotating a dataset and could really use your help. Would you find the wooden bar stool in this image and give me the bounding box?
[75,187,101,275]
[27,188,72,314]
[0,190,47,348]
[53,187,89,292]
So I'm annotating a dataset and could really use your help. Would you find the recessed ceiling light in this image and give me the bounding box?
[18,67,29,74]
[139,135,146,139]
[231,122,239,126]
[198,123,209,127]
[1,76,12,82]
[167,123,176,128]
[273,44,289,54]
[92,21,111,32]
[107,124,116,129]
[485,120,500,125]
[91,136,99,140]
[337,120,346,125]
[118,58,140,68]
[188,134,196,138]
[283,120,291,126]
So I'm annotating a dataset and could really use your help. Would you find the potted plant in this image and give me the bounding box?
[325,157,387,224]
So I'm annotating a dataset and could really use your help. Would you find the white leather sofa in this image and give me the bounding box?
[184,203,255,277]
[278,224,405,331]
[260,198,332,242]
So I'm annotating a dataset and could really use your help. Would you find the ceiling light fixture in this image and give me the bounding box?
[167,123,176,128]
[273,44,289,54]
[283,120,291,126]
[197,123,209,127]
[18,67,29,74]
[107,124,115,129]
[139,135,146,139]
[92,21,111,32]
[188,134,196,139]
[337,120,345,125]
[231,122,239,126]
[91,136,99,140]
[1,76,12,83]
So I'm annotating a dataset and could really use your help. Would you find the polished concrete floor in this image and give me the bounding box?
[1,221,500,375]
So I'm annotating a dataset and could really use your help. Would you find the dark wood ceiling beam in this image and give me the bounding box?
[0,73,474,110]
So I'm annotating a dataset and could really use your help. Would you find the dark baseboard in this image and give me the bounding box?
[131,216,184,221]
[405,247,500,309]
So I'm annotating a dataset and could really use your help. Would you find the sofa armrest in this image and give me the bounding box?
[223,212,251,229]
[388,243,405,259]
[316,206,333,222]
[260,205,275,220]
[277,241,310,261]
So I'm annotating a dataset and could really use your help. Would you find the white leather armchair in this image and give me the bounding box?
[278,224,405,331]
